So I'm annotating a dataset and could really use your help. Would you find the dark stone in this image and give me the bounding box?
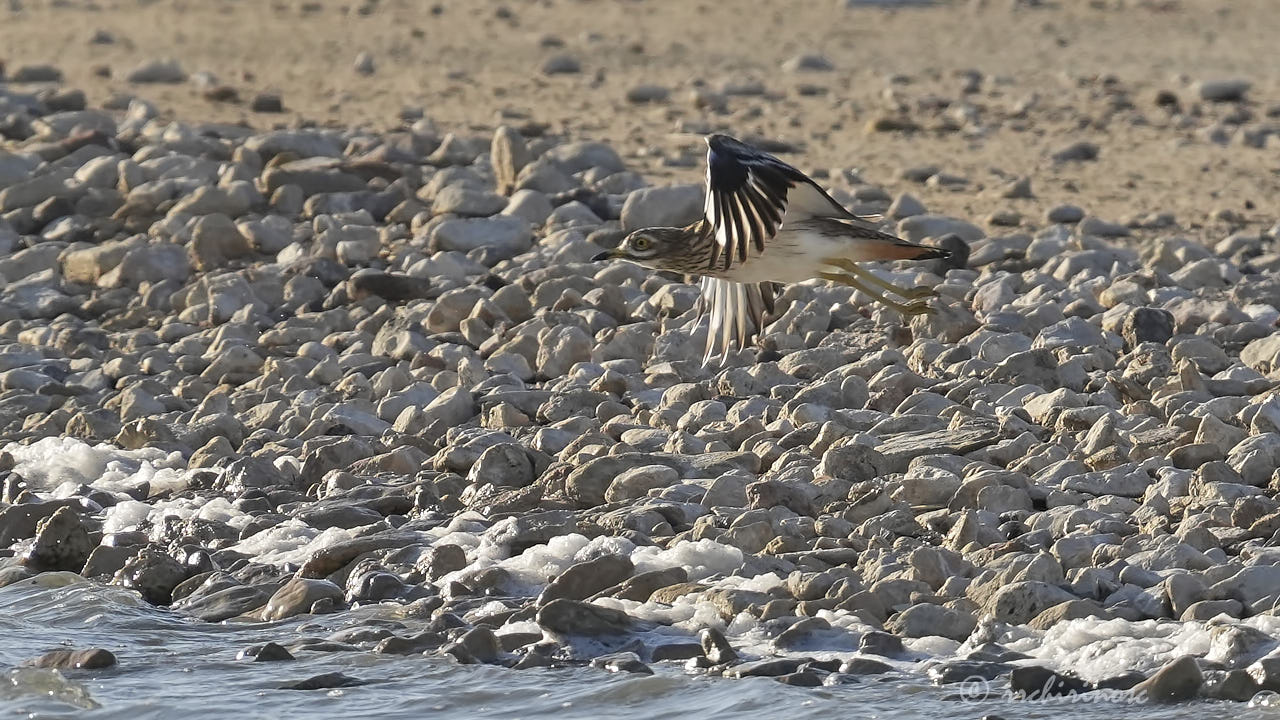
[535,598,632,636]
[802,658,842,673]
[590,651,653,675]
[1202,669,1261,701]
[279,672,366,690]
[251,93,285,113]
[858,630,904,657]
[348,271,432,301]
[1133,655,1202,703]
[728,658,810,678]
[374,632,444,655]
[1122,308,1175,347]
[776,670,823,687]
[839,657,894,674]
[112,549,188,605]
[1009,665,1090,698]
[176,584,274,622]
[596,567,689,602]
[1095,670,1147,690]
[538,555,634,605]
[0,499,79,545]
[239,642,295,662]
[28,648,117,670]
[926,660,1009,684]
[457,627,501,662]
[699,627,738,664]
[931,233,970,273]
[441,642,477,664]
[649,642,703,662]
[20,505,93,571]
[772,617,832,649]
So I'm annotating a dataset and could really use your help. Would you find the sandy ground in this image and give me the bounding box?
[3,0,1279,234]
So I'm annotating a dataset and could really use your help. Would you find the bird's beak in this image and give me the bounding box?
[590,249,616,263]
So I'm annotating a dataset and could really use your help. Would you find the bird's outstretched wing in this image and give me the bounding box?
[703,133,869,272]
[699,277,778,365]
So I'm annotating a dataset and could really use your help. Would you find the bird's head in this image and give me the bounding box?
[592,226,691,270]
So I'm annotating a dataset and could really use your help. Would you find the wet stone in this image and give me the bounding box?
[112,550,188,605]
[537,554,634,605]
[1009,665,1089,698]
[858,630,905,657]
[649,642,703,662]
[926,660,1009,684]
[535,599,633,636]
[279,672,367,690]
[27,648,117,670]
[727,658,809,678]
[839,657,894,674]
[1134,655,1202,703]
[20,506,92,572]
[238,642,295,662]
[590,652,654,675]
[775,670,823,687]
[262,577,344,621]
[699,627,738,665]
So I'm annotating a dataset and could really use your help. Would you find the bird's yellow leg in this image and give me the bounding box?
[819,272,933,316]
[824,258,936,300]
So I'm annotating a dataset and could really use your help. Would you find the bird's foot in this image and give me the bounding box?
[900,299,935,316]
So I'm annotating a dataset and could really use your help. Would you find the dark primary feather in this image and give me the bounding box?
[704,134,864,273]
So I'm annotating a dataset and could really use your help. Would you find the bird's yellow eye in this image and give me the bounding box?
[632,237,651,251]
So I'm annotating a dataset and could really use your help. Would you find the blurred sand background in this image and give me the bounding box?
[3,0,1279,235]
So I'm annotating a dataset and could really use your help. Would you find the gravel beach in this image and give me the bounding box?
[4,0,1280,713]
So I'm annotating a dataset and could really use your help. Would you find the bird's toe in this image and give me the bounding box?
[902,299,934,316]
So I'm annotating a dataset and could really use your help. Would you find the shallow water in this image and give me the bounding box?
[1,578,1275,720]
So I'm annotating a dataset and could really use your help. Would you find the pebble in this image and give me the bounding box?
[1198,79,1251,102]
[1046,204,1085,224]
[125,59,187,84]
[353,52,376,75]
[251,93,284,113]
[1050,141,1099,162]
[11,64,64,83]
[781,54,834,72]
[542,55,581,75]
[625,85,670,103]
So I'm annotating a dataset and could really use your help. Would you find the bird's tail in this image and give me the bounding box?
[877,240,951,262]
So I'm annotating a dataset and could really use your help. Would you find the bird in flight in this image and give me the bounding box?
[595,134,951,363]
